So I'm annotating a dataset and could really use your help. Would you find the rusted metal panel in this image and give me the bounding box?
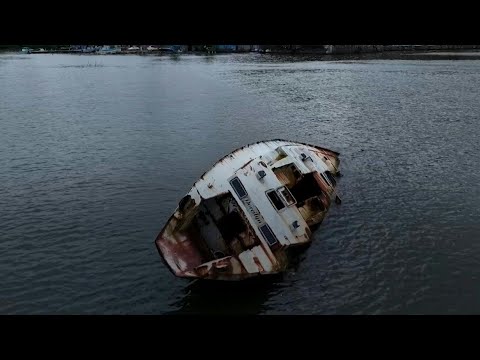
[194,256,246,277]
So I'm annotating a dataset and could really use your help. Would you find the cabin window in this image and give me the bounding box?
[325,171,336,187]
[259,224,278,246]
[278,186,296,206]
[266,190,285,211]
[320,173,333,187]
[230,177,247,199]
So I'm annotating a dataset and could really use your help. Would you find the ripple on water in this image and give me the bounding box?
[1,53,480,314]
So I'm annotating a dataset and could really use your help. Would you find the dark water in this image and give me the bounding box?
[1,52,479,314]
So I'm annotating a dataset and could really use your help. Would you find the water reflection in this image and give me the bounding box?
[168,54,181,61]
[202,54,216,63]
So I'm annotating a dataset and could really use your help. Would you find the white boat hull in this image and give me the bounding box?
[155,139,341,280]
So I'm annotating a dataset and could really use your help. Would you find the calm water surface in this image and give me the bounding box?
[1,53,479,314]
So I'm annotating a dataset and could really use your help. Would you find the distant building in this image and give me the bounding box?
[216,45,236,53]
[165,45,188,52]
[235,45,251,52]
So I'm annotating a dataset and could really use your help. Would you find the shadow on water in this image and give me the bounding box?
[165,246,311,315]
[165,274,285,315]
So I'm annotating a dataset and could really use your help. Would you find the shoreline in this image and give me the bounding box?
[3,49,480,61]
[3,45,480,55]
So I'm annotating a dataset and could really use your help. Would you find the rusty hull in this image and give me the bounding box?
[155,139,341,281]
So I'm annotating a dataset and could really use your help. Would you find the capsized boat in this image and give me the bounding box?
[155,139,341,281]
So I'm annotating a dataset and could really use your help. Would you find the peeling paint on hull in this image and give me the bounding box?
[155,139,341,281]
